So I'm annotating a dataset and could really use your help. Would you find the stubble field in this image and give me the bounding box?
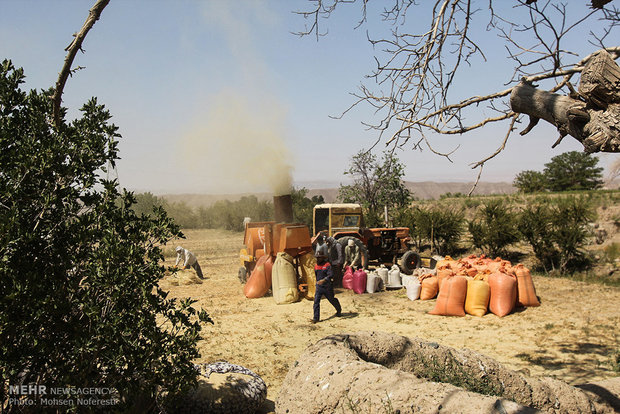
[160,228,620,411]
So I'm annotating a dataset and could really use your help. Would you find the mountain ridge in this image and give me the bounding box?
[159,181,517,209]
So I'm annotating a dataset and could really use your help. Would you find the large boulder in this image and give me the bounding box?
[276,331,619,414]
[168,362,267,414]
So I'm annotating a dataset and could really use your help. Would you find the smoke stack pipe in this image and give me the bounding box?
[273,194,294,223]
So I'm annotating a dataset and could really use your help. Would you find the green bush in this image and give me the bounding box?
[604,242,620,262]
[519,196,595,272]
[468,200,520,256]
[406,206,464,255]
[0,61,211,410]
[513,170,548,193]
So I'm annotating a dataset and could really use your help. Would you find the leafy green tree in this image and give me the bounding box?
[131,191,166,217]
[543,151,604,192]
[166,200,200,229]
[468,200,520,256]
[513,170,548,193]
[339,150,412,227]
[195,196,273,231]
[291,187,324,229]
[0,61,211,410]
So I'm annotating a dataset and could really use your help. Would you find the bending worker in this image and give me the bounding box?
[344,239,362,269]
[174,246,204,279]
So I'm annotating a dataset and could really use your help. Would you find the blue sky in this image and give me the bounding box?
[1,0,617,194]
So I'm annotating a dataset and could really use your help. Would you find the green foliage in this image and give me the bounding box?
[130,191,166,217]
[133,194,275,231]
[291,187,324,229]
[414,352,503,397]
[513,170,548,193]
[439,192,466,199]
[612,349,620,373]
[468,200,520,256]
[165,200,200,228]
[519,197,595,272]
[339,150,412,227]
[604,242,620,262]
[0,60,212,409]
[543,151,604,192]
[199,196,273,231]
[512,151,604,194]
[403,206,464,255]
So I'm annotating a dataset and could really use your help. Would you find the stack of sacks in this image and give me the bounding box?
[424,254,540,317]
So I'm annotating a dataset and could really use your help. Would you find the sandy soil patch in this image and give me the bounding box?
[162,229,620,411]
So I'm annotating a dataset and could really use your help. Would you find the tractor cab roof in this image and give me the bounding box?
[314,203,361,210]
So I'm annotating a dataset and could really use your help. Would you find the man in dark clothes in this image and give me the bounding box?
[326,237,344,287]
[312,252,342,323]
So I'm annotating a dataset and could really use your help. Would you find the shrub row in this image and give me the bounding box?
[395,196,596,273]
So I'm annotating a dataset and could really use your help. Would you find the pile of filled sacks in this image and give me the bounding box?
[414,255,540,317]
[341,264,436,297]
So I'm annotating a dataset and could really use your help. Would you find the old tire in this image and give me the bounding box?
[238,266,248,284]
[337,236,369,269]
[399,250,421,275]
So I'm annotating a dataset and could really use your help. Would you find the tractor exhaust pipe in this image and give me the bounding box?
[273,194,294,223]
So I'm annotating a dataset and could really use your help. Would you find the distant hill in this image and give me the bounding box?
[307,181,516,202]
[159,181,516,208]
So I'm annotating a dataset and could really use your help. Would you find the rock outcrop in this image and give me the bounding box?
[276,331,620,413]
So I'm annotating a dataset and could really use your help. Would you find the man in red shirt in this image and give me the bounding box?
[312,251,342,323]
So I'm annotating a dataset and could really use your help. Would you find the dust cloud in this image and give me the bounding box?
[181,91,293,195]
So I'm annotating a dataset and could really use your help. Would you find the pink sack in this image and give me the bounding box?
[343,266,354,290]
[352,269,367,294]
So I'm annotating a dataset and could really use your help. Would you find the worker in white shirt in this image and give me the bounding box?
[174,246,204,279]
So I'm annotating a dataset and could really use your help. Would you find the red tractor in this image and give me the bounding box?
[312,203,425,274]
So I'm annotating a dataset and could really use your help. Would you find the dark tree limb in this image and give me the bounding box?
[510,49,620,153]
[51,0,110,128]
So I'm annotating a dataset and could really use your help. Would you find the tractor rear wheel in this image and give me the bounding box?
[399,250,421,275]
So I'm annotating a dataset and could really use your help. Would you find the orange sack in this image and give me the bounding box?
[429,276,468,316]
[436,255,456,269]
[436,265,455,291]
[488,271,517,317]
[419,275,439,300]
[513,264,540,307]
[244,254,273,299]
[465,279,490,316]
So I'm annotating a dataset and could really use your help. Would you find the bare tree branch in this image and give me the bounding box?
[51,0,110,128]
[295,1,620,168]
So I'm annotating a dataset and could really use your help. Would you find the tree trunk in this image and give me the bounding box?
[510,49,620,153]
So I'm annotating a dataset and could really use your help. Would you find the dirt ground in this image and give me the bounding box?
[162,229,620,411]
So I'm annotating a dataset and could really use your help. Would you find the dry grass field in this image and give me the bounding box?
[160,228,620,412]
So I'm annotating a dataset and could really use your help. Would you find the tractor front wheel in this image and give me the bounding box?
[399,250,421,275]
